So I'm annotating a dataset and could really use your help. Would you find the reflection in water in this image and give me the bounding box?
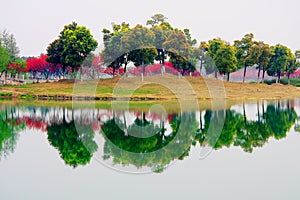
[101,112,197,172]
[47,118,98,168]
[0,100,299,172]
[0,107,25,159]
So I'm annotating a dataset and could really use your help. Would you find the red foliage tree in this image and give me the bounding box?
[26,54,58,82]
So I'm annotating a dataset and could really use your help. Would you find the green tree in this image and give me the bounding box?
[47,22,98,77]
[0,46,11,74]
[6,59,26,79]
[267,44,293,83]
[207,38,226,78]
[121,25,157,80]
[101,22,131,74]
[150,19,173,75]
[0,29,20,59]
[234,33,255,83]
[199,41,216,76]
[146,13,168,27]
[285,51,300,85]
[214,45,237,81]
[207,38,237,80]
[183,29,197,46]
[295,50,300,60]
[163,30,190,75]
[249,41,272,83]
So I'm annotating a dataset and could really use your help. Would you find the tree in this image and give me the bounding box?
[248,41,272,83]
[234,33,255,82]
[183,29,197,46]
[47,22,98,77]
[150,19,173,75]
[295,50,300,61]
[214,45,237,81]
[6,59,26,79]
[267,44,293,83]
[0,46,10,75]
[26,54,55,82]
[199,41,216,76]
[286,51,299,85]
[163,30,190,76]
[207,38,236,79]
[0,30,20,59]
[101,22,131,75]
[146,14,168,27]
[121,25,157,80]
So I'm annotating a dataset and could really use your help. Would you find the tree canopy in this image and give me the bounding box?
[46,22,98,74]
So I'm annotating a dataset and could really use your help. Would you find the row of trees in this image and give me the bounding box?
[1,14,299,83]
[100,14,300,83]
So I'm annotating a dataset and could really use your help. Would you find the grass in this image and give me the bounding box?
[1,75,300,100]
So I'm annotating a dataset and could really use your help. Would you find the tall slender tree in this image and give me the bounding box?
[0,30,20,59]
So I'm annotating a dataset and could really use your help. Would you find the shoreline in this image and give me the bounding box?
[0,75,300,101]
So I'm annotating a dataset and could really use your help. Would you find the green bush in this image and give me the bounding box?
[263,78,300,87]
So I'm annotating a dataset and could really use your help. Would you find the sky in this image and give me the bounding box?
[0,0,299,57]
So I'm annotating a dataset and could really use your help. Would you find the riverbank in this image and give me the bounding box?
[0,75,300,100]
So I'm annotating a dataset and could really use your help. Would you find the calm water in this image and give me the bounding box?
[1,99,300,199]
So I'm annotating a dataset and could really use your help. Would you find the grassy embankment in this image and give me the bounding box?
[0,75,300,101]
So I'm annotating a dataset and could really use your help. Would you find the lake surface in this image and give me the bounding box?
[1,99,300,199]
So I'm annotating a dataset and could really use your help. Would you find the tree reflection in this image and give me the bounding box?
[0,100,298,171]
[0,107,25,159]
[196,101,298,153]
[101,112,198,172]
[264,103,297,139]
[47,110,98,168]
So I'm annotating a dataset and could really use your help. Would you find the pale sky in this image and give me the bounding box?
[0,0,299,56]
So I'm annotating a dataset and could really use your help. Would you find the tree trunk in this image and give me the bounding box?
[227,72,230,82]
[124,62,128,74]
[214,70,217,79]
[243,102,247,125]
[200,55,203,75]
[199,111,203,131]
[288,72,291,85]
[243,64,247,83]
[277,71,281,84]
[141,61,144,81]
[161,50,165,76]
[262,68,266,83]
[257,66,261,83]
[257,100,261,122]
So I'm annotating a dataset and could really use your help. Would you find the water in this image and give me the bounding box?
[1,99,300,199]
